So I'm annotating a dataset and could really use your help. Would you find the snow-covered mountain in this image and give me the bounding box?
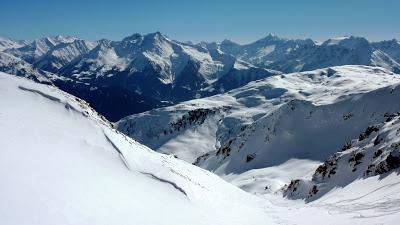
[202,34,316,70]
[0,51,55,83]
[205,35,400,73]
[5,35,78,63]
[116,66,398,159]
[116,66,400,193]
[0,72,277,225]
[54,32,277,121]
[1,29,400,224]
[3,35,96,73]
[59,32,275,96]
[0,36,28,51]
[2,33,400,123]
[0,33,279,121]
[302,36,400,73]
[373,39,400,65]
[33,39,98,72]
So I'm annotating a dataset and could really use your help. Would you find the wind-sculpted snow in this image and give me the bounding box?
[0,72,275,225]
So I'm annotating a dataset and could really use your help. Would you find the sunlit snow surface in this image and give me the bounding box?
[117,65,400,167]
[0,73,272,225]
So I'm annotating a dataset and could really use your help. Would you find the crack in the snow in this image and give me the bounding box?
[103,133,131,170]
[103,133,187,197]
[140,172,188,197]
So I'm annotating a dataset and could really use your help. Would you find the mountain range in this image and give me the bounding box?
[1,33,400,121]
[2,31,400,224]
[204,35,400,73]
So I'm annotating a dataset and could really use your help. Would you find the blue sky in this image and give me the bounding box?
[1,0,399,43]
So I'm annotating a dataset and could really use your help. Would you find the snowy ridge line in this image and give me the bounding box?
[18,85,88,117]
[18,85,62,102]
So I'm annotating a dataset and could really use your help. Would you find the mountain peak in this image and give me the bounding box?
[122,33,143,42]
[264,33,282,40]
[221,39,238,45]
[322,36,368,46]
[45,35,78,45]
[145,31,168,40]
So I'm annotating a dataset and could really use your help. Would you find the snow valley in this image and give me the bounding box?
[1,32,400,224]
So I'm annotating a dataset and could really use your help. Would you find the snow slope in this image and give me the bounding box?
[0,72,274,225]
[117,66,400,161]
[276,113,400,224]
[117,65,400,195]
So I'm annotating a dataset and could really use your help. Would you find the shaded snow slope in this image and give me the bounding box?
[0,73,273,225]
